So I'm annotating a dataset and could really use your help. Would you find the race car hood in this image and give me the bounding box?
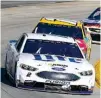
[18,53,93,72]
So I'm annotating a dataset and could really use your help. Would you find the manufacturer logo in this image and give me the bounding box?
[51,64,67,71]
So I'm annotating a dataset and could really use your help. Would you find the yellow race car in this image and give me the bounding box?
[32,17,92,60]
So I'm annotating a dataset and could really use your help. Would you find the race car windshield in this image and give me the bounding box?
[23,39,84,58]
[33,23,83,39]
[88,7,100,20]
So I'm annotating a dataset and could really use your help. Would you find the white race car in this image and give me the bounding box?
[5,33,95,94]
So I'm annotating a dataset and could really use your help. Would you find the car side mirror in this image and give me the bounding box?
[9,40,17,45]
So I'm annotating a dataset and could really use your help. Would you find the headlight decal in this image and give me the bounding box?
[20,64,37,71]
[79,70,93,76]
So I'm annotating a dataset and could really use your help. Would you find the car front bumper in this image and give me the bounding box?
[16,67,95,94]
[17,80,94,94]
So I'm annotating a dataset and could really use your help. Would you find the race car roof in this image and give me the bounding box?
[39,17,80,26]
[25,33,75,43]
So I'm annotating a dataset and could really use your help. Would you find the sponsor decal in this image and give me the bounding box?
[52,67,65,71]
[48,63,53,66]
[52,64,68,67]
[45,80,70,85]
[51,64,68,71]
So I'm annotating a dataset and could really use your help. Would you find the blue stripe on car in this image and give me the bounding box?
[34,54,66,61]
[34,54,42,60]
[56,56,65,61]
[45,55,54,60]
[69,58,80,63]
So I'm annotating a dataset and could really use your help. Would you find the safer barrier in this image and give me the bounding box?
[94,60,101,88]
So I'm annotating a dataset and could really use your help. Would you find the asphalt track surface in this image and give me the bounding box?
[1,1,101,98]
[1,1,57,8]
